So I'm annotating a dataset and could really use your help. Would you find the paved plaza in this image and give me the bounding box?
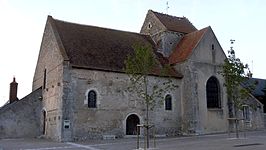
[1,130,266,150]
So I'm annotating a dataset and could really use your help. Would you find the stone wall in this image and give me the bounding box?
[32,17,65,141]
[174,27,229,135]
[239,96,264,130]
[65,68,181,140]
[0,88,42,139]
[140,10,166,36]
[157,31,183,57]
[140,10,183,58]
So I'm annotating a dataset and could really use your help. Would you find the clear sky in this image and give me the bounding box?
[0,0,265,107]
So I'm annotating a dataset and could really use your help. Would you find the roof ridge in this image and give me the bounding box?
[52,17,147,37]
[51,16,158,50]
[149,9,197,33]
[150,9,185,20]
[52,17,157,50]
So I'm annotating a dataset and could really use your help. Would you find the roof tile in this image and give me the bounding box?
[152,10,197,33]
[51,17,182,78]
[168,27,209,64]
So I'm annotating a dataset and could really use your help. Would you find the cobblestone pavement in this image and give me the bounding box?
[1,130,266,150]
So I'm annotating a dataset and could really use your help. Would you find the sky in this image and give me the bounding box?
[0,0,266,107]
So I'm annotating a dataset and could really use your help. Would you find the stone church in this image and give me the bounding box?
[0,10,264,141]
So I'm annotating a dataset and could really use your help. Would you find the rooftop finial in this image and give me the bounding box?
[230,39,235,51]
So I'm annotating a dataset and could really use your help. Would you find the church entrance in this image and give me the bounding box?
[42,110,46,135]
[126,114,140,135]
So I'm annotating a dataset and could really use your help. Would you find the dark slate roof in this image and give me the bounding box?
[151,10,197,34]
[244,78,266,97]
[168,27,209,64]
[49,16,182,78]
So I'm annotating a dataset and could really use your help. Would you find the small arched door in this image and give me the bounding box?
[126,114,140,135]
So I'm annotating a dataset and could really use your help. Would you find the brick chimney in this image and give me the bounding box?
[9,77,18,103]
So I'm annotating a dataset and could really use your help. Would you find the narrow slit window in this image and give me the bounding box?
[43,69,47,89]
[165,94,172,110]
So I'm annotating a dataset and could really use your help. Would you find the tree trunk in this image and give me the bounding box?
[234,105,239,138]
[144,76,149,148]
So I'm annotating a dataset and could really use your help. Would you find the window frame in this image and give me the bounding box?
[206,76,221,109]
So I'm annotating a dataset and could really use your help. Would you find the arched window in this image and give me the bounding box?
[206,76,220,108]
[88,90,97,108]
[165,94,172,110]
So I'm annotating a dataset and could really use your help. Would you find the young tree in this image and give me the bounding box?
[124,44,177,148]
[220,41,253,137]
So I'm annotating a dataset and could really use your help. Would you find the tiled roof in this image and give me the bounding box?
[151,10,197,34]
[49,17,182,78]
[168,27,209,64]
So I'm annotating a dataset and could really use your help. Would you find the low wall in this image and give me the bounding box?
[0,88,42,139]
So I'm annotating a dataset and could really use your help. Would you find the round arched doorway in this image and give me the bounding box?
[126,114,140,135]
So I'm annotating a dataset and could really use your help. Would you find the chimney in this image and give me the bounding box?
[9,77,18,103]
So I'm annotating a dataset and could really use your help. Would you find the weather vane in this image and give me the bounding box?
[166,1,169,14]
[230,39,235,44]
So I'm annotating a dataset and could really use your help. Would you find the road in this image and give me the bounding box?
[1,130,266,150]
